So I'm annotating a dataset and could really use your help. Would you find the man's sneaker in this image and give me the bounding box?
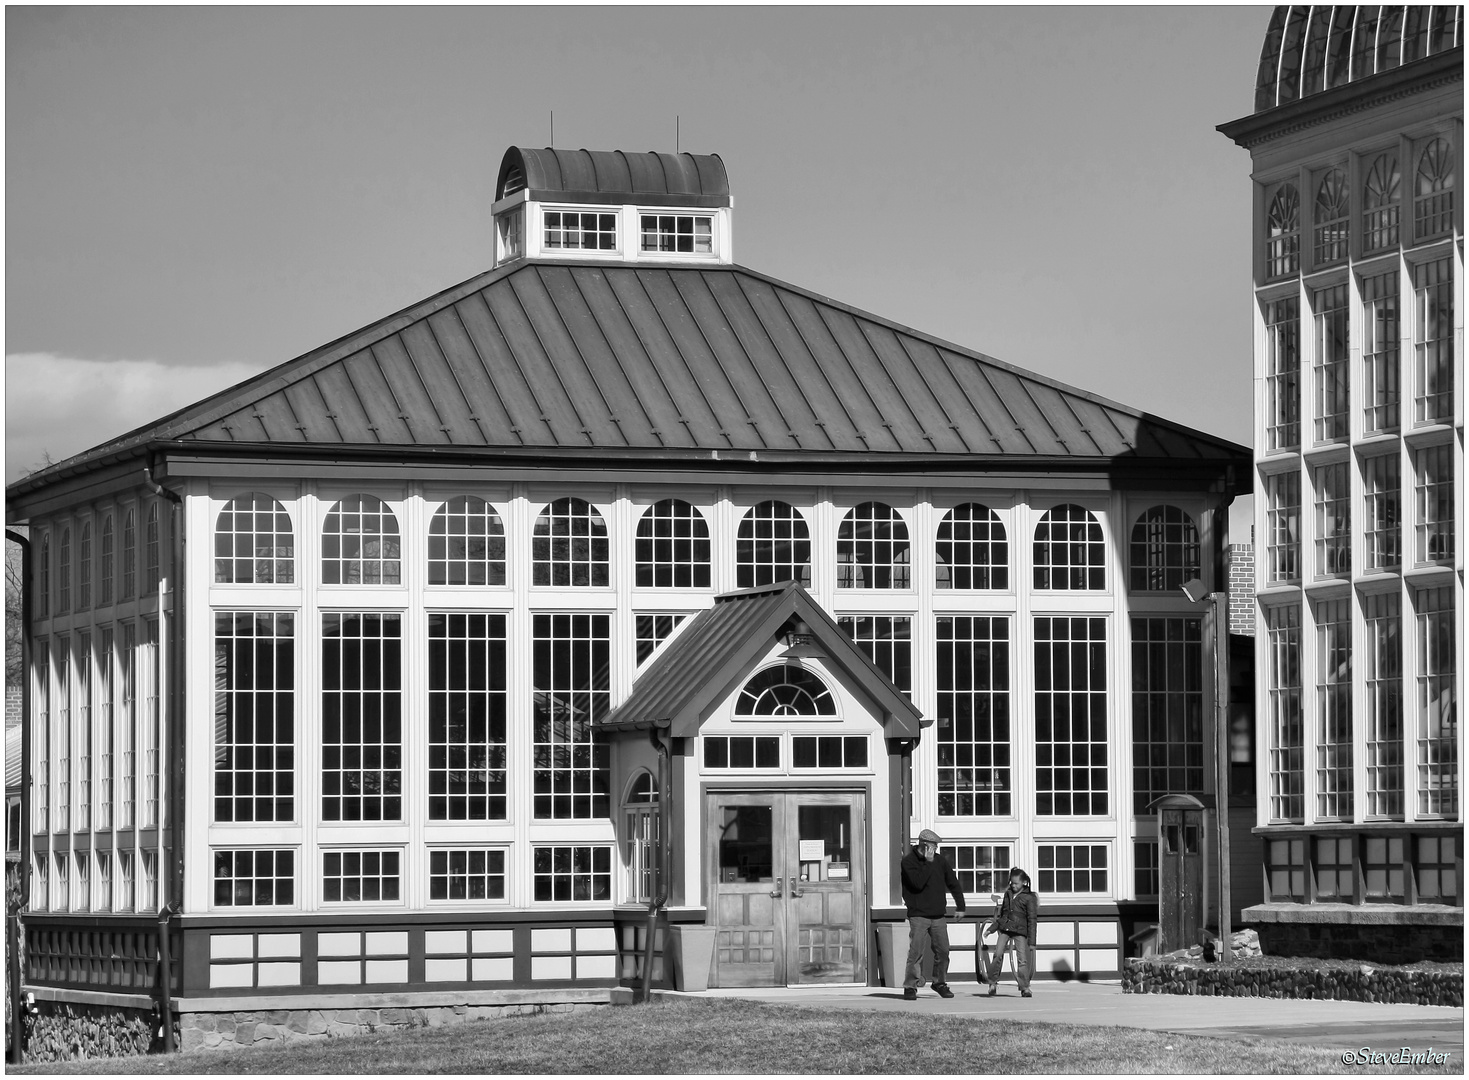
[1020,990,1032,998]
[934,984,954,999]
[903,987,917,1000]
[986,985,997,997]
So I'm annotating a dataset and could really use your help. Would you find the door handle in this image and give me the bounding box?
[789,881,805,898]
[769,877,783,898]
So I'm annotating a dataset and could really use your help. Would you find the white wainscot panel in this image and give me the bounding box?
[531,955,573,980]
[1078,922,1116,946]
[210,934,254,960]
[426,958,467,982]
[473,929,515,953]
[532,928,572,952]
[1036,922,1074,946]
[209,963,254,989]
[472,957,515,982]
[1034,948,1075,974]
[318,960,362,984]
[577,954,617,980]
[1079,948,1119,972]
[257,962,302,987]
[366,931,408,956]
[576,927,617,951]
[257,934,301,959]
[426,930,467,955]
[318,933,361,957]
[366,959,409,983]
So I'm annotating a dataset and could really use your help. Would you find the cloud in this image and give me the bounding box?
[5,353,264,484]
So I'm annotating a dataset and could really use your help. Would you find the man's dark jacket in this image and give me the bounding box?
[993,885,1039,940]
[900,847,966,919]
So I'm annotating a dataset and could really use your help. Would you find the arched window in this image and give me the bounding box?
[429,497,506,586]
[321,495,401,585]
[837,503,910,589]
[145,505,160,595]
[1362,152,1401,252]
[533,498,609,587]
[37,534,50,620]
[78,523,92,610]
[99,516,114,607]
[1033,505,1104,590]
[635,500,710,588]
[736,501,811,589]
[121,511,136,601]
[736,665,836,716]
[623,770,659,905]
[1129,506,1201,592]
[58,527,71,612]
[1415,138,1455,240]
[1266,183,1300,278]
[1313,168,1349,265]
[215,493,295,584]
[936,504,1008,589]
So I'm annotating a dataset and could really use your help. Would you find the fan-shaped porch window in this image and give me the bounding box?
[736,665,836,716]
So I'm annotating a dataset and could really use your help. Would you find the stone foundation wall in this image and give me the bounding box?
[181,1000,601,1052]
[19,1000,170,1063]
[1122,958,1463,1007]
[1254,921,1462,964]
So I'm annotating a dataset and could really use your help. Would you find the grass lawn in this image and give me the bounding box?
[10,998,1458,1075]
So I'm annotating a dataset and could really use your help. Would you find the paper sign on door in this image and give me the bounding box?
[798,839,825,862]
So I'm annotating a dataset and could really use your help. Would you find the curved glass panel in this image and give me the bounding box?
[737,664,836,716]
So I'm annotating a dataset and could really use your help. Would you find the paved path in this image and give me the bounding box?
[685,982,1464,1066]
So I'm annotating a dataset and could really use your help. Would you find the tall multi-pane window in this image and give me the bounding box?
[634,613,687,665]
[1413,259,1454,424]
[321,614,402,822]
[838,616,913,696]
[55,639,70,832]
[116,850,133,912]
[836,502,910,589]
[1265,298,1301,450]
[1313,462,1350,578]
[1415,443,1455,565]
[934,616,1010,816]
[1314,598,1353,820]
[532,613,610,819]
[58,528,71,613]
[1313,284,1349,442]
[98,627,113,831]
[1129,617,1204,813]
[1361,271,1400,434]
[76,631,92,832]
[1313,168,1349,264]
[1364,592,1403,819]
[1128,505,1200,592]
[214,613,295,823]
[121,511,136,601]
[1265,182,1300,278]
[623,772,659,904]
[428,613,508,821]
[1266,471,1301,584]
[37,534,49,620]
[120,622,135,829]
[1415,586,1458,817]
[143,620,160,828]
[736,501,811,588]
[1266,605,1304,822]
[215,493,295,584]
[533,498,609,587]
[33,641,49,833]
[99,515,114,607]
[634,500,710,588]
[1033,505,1104,590]
[1362,152,1401,252]
[1034,616,1107,816]
[1413,137,1455,240]
[322,495,401,585]
[144,505,160,595]
[428,497,506,586]
[95,852,111,913]
[78,523,92,610]
[1363,454,1401,570]
[935,504,1007,589]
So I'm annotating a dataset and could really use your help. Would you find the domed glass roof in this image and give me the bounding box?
[1254,5,1462,113]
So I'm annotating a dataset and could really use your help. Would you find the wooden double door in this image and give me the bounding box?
[708,790,867,987]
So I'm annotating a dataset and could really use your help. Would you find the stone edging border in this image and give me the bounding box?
[1121,958,1463,1007]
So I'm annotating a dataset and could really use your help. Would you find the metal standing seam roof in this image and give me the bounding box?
[497,147,730,204]
[5,726,21,794]
[598,581,924,738]
[8,257,1249,498]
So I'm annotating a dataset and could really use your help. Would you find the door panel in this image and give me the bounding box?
[712,798,785,986]
[788,795,865,984]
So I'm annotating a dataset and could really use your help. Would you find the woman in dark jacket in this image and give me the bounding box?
[985,867,1038,997]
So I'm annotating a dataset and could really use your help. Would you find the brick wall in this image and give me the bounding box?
[5,685,20,729]
[1226,541,1255,636]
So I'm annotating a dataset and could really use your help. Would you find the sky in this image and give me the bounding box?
[5,5,1269,530]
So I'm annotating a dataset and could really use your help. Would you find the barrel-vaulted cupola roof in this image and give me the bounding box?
[496,147,731,207]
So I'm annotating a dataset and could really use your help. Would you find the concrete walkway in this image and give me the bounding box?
[683,981,1464,1065]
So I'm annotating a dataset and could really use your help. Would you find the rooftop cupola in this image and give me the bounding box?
[492,147,733,268]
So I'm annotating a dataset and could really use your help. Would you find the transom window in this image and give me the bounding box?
[533,498,610,588]
[792,735,868,769]
[428,496,506,586]
[1033,505,1104,590]
[1128,505,1200,592]
[1414,137,1455,240]
[322,495,401,585]
[543,210,617,251]
[640,213,713,254]
[736,501,811,588]
[1266,182,1300,279]
[837,502,910,589]
[1313,168,1349,265]
[737,665,836,716]
[635,500,711,588]
[1362,152,1400,252]
[215,492,295,584]
[935,503,1007,589]
[703,735,781,769]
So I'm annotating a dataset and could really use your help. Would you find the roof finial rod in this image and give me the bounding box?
[676,115,680,154]
[550,110,554,148]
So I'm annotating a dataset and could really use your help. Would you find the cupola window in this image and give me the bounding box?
[640,214,713,254]
[544,210,617,251]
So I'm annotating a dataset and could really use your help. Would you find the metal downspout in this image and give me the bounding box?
[143,459,183,1051]
[6,529,31,1064]
[638,725,671,1003]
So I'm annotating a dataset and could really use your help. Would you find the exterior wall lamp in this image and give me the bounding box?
[779,617,824,660]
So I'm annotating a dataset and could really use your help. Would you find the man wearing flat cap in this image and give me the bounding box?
[900,828,968,1000]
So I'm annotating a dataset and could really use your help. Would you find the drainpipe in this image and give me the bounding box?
[638,724,671,1003]
[6,528,31,1065]
[142,459,182,1051]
